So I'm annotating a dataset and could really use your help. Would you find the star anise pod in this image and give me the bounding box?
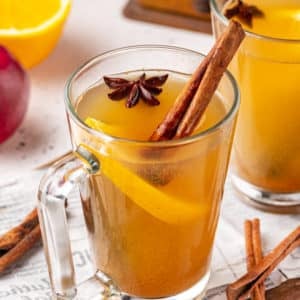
[103,73,168,108]
[223,0,264,28]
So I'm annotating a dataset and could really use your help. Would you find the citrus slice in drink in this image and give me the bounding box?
[0,0,71,68]
[82,118,207,225]
[85,117,123,137]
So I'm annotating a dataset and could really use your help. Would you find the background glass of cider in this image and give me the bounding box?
[38,46,239,300]
[211,0,300,212]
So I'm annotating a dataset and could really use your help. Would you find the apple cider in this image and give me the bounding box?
[226,1,300,192]
[75,70,232,297]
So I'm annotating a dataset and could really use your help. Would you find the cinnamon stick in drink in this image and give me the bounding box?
[150,20,245,141]
[175,21,244,138]
[149,48,214,141]
[144,20,244,185]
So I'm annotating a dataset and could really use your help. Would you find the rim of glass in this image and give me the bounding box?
[210,0,300,43]
[65,45,240,147]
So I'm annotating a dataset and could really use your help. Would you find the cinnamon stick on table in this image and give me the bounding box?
[252,219,265,299]
[150,20,245,141]
[244,221,259,299]
[0,225,41,273]
[244,219,265,300]
[0,208,40,274]
[0,208,38,250]
[227,226,300,300]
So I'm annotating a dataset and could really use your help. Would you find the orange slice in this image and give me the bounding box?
[85,117,122,137]
[82,117,207,224]
[0,0,71,68]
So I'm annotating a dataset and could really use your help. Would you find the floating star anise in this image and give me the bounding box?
[223,0,264,28]
[103,73,168,108]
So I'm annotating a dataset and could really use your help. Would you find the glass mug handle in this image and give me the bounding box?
[37,146,117,300]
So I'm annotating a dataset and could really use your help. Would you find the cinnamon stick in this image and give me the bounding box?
[150,20,245,141]
[0,208,41,274]
[244,220,255,270]
[144,20,244,185]
[0,225,41,273]
[175,21,245,138]
[252,219,265,299]
[244,219,264,300]
[227,226,300,300]
[149,46,214,141]
[0,208,38,251]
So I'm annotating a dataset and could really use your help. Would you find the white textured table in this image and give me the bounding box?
[0,0,212,177]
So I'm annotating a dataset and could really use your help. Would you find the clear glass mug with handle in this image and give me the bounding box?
[37,45,239,300]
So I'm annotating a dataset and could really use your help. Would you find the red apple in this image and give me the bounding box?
[0,46,29,143]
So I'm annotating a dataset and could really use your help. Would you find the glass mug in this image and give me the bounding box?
[37,46,239,300]
[211,0,300,213]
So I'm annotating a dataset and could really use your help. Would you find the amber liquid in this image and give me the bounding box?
[76,71,229,297]
[229,1,300,192]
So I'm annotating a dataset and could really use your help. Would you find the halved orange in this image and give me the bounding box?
[0,0,71,68]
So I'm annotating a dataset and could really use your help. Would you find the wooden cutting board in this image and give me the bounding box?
[123,0,212,34]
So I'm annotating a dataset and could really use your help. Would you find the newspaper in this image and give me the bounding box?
[0,171,299,300]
